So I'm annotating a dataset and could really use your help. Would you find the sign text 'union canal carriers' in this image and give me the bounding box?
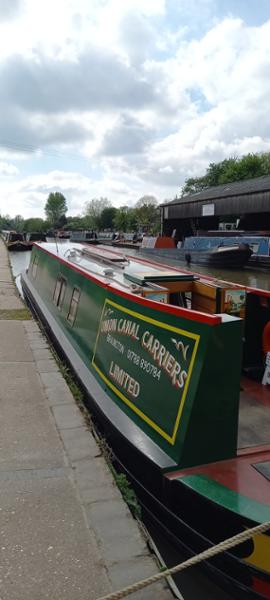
[92,299,200,444]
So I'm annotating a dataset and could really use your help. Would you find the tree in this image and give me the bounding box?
[180,176,208,196]
[113,206,131,232]
[126,208,138,231]
[12,215,25,232]
[0,214,12,230]
[66,216,90,231]
[24,218,46,233]
[56,214,67,229]
[135,195,160,233]
[45,192,68,227]
[181,152,270,197]
[84,198,111,229]
[261,152,270,174]
[99,206,117,230]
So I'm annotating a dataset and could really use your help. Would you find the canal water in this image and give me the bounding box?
[11,246,268,600]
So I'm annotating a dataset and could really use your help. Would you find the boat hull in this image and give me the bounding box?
[141,246,252,268]
[7,241,28,251]
[248,255,270,270]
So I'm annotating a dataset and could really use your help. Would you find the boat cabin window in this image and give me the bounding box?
[31,254,39,279]
[67,287,80,325]
[53,276,67,309]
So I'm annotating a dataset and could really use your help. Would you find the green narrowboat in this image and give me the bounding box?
[21,242,270,599]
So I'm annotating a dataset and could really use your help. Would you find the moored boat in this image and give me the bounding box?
[21,242,270,599]
[2,230,28,251]
[97,231,143,248]
[183,235,270,270]
[186,234,270,270]
[56,229,70,239]
[111,232,142,249]
[180,242,252,267]
[141,236,252,268]
[25,232,47,249]
[70,230,98,244]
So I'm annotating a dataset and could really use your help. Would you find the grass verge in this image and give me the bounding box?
[0,308,32,320]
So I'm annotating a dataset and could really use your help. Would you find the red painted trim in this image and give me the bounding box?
[252,576,270,598]
[166,451,270,505]
[36,245,222,325]
[107,284,220,323]
[238,444,270,456]
[246,286,270,298]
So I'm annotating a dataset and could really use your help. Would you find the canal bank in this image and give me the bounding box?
[0,239,172,600]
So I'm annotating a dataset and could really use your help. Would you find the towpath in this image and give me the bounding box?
[0,239,172,600]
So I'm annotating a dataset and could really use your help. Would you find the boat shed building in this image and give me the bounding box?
[161,175,270,239]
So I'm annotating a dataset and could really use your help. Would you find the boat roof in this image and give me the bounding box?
[36,241,198,291]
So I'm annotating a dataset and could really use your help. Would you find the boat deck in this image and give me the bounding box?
[166,446,270,518]
[165,378,270,514]
[239,377,270,449]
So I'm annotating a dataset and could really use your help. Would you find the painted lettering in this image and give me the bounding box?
[118,319,140,340]
[109,361,140,398]
[141,331,188,390]
[101,318,117,333]
[106,333,124,354]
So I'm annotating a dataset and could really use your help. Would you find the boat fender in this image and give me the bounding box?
[262,321,270,354]
[185,252,191,264]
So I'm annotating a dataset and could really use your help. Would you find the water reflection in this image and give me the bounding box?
[184,262,270,289]
[137,251,270,290]
[9,239,69,295]
[10,250,31,296]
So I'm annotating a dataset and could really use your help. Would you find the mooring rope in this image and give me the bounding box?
[97,520,270,600]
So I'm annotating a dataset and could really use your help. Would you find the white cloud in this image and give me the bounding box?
[0,161,19,175]
[0,2,270,216]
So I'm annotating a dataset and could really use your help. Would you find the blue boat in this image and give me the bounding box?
[182,236,270,269]
[141,235,270,270]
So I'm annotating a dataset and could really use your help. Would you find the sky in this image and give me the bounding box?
[1,0,270,219]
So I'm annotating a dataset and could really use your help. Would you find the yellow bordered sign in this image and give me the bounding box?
[92,298,200,445]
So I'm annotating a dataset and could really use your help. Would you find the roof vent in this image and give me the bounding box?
[103,267,114,277]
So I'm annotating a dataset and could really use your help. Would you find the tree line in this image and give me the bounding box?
[181,152,270,196]
[2,151,270,233]
[0,193,161,234]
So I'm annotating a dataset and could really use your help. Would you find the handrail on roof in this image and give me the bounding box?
[64,246,129,271]
[63,246,144,294]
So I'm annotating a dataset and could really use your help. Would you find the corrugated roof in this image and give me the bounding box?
[163,175,270,206]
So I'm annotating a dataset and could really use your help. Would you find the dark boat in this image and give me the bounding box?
[180,243,252,268]
[21,242,270,599]
[25,232,47,249]
[55,230,70,239]
[141,236,252,268]
[182,235,270,270]
[97,232,143,248]
[70,230,98,244]
[96,232,139,248]
[2,230,28,251]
